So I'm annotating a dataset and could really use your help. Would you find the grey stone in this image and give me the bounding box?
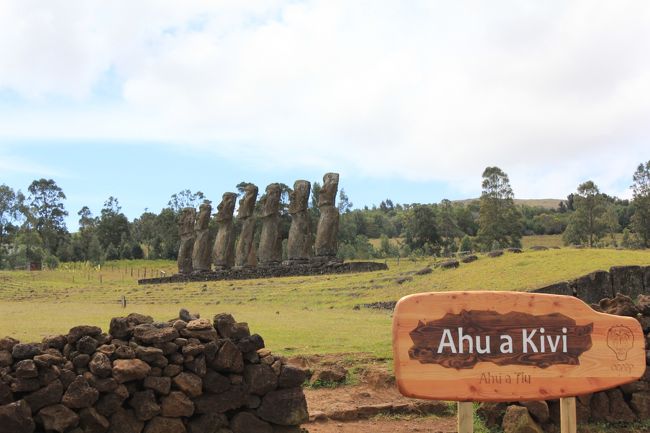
[191,202,212,272]
[212,192,238,270]
[258,183,283,266]
[610,265,644,298]
[286,180,312,264]
[314,173,340,259]
[235,184,258,268]
[177,207,196,274]
[575,270,613,304]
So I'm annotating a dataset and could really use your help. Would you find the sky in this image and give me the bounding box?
[1,0,649,230]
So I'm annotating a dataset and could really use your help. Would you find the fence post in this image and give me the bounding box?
[457,402,473,433]
[560,397,577,433]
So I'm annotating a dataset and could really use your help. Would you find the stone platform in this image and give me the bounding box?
[138,261,388,284]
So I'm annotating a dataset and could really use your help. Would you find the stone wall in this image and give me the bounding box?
[532,265,649,304]
[0,310,308,433]
[139,261,388,285]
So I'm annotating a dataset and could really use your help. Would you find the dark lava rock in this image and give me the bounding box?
[161,391,194,417]
[212,340,243,373]
[112,359,151,383]
[231,412,272,433]
[38,403,80,432]
[12,343,42,360]
[24,379,63,412]
[279,366,307,389]
[244,364,278,396]
[600,293,639,317]
[129,390,160,421]
[0,400,35,433]
[257,388,309,426]
[67,326,102,344]
[62,375,99,409]
[78,407,110,433]
[438,259,459,269]
[461,255,478,263]
[133,324,179,345]
[610,265,645,299]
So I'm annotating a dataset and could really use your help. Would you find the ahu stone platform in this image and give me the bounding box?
[138,261,388,285]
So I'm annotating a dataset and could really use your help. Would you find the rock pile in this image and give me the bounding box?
[0,309,308,433]
[479,293,650,432]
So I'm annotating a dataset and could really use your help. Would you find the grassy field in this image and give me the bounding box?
[0,248,648,359]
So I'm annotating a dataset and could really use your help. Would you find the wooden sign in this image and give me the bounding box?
[393,291,646,402]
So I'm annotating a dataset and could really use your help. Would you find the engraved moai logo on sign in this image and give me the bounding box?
[607,325,634,361]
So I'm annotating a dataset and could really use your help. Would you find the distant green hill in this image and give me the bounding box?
[453,198,563,209]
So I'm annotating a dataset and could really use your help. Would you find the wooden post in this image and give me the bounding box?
[560,397,577,433]
[457,401,473,433]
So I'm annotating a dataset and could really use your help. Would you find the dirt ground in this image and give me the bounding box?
[301,359,458,433]
[306,417,458,433]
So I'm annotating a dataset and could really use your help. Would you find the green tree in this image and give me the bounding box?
[404,204,440,252]
[96,197,130,251]
[167,189,205,213]
[563,181,608,247]
[26,179,68,255]
[437,199,462,251]
[477,167,522,250]
[0,185,25,244]
[459,235,473,253]
[630,161,650,247]
[338,189,353,213]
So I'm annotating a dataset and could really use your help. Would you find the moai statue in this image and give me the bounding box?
[212,192,237,270]
[257,183,283,266]
[177,207,196,274]
[314,172,340,262]
[234,184,258,268]
[191,201,212,272]
[286,180,312,264]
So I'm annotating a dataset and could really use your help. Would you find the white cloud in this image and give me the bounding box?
[0,0,649,198]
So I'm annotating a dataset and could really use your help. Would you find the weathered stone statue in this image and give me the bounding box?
[257,183,283,266]
[212,192,237,269]
[234,184,258,268]
[177,207,196,274]
[191,201,212,272]
[314,172,340,261]
[286,180,312,264]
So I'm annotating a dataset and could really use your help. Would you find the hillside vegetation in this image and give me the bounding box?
[1,248,648,359]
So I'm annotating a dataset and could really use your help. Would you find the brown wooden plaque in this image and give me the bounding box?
[393,291,646,402]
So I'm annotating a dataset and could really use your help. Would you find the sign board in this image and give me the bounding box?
[393,291,646,402]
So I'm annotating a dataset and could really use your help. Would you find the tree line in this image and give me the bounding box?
[1,161,649,268]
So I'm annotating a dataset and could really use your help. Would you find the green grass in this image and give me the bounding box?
[0,249,648,358]
[521,234,563,248]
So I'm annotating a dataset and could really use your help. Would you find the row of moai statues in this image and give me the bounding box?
[177,173,340,274]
